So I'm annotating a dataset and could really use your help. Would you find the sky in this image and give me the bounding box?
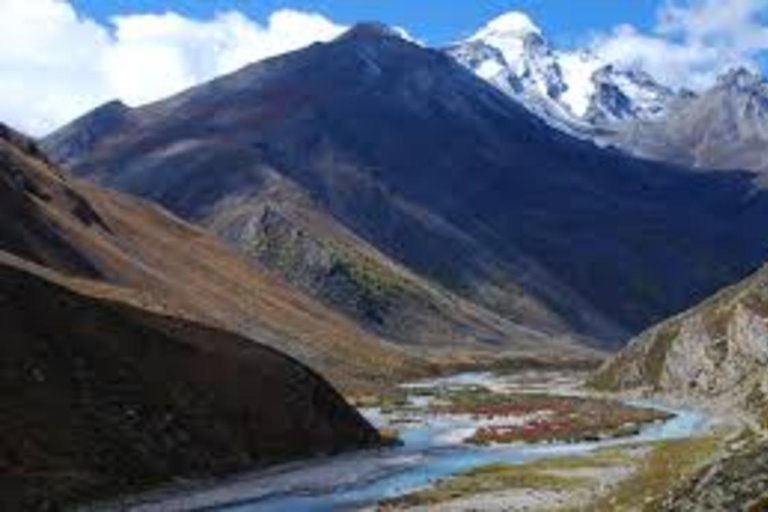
[67,1,659,48]
[2,0,768,136]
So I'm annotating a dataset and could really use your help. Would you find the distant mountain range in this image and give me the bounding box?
[43,22,768,351]
[609,68,768,177]
[447,12,768,178]
[446,12,679,135]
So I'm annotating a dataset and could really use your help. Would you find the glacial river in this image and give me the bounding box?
[104,372,708,512]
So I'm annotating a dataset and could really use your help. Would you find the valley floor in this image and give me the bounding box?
[374,372,728,512]
[94,370,727,512]
[383,429,725,511]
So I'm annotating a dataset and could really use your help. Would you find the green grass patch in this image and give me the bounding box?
[382,461,591,508]
[381,446,641,508]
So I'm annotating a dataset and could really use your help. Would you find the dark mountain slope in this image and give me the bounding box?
[0,123,107,278]
[0,251,379,510]
[45,26,768,343]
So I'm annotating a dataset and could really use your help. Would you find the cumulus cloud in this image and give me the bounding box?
[0,0,347,136]
[592,0,768,90]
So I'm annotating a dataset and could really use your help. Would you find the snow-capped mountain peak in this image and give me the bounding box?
[466,12,556,94]
[470,11,541,41]
[454,11,571,115]
[447,11,680,134]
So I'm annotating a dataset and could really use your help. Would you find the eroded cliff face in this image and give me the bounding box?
[591,265,768,423]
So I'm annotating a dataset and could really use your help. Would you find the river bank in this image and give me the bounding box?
[86,371,712,511]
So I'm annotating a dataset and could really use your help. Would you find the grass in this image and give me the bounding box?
[378,428,403,447]
[348,391,409,409]
[332,253,406,299]
[380,446,641,508]
[381,461,592,508]
[645,323,679,389]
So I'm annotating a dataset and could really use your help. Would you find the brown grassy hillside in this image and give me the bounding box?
[0,251,380,509]
[0,123,426,392]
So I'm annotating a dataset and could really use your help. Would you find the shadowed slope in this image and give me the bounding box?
[0,251,380,510]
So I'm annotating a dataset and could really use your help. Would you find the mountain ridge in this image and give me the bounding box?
[43,24,768,349]
[447,12,768,181]
[606,67,768,178]
[45,26,627,347]
[1,121,433,392]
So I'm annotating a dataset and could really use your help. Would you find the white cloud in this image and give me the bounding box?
[591,0,768,90]
[0,0,346,136]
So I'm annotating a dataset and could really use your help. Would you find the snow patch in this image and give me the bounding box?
[473,11,541,39]
[558,52,603,117]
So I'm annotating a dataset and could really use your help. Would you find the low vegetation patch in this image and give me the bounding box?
[433,389,671,444]
[380,446,639,509]
[380,461,591,508]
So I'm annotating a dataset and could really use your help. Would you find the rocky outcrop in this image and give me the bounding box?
[661,440,768,510]
[205,170,568,352]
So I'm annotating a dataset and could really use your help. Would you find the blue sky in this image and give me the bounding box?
[70,0,659,48]
[3,0,768,135]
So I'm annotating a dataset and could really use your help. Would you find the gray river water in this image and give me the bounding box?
[110,372,708,512]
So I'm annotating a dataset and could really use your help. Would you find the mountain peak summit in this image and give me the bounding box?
[339,22,403,41]
[472,11,541,41]
[717,67,763,90]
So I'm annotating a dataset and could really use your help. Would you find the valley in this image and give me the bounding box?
[91,371,718,511]
[4,3,768,510]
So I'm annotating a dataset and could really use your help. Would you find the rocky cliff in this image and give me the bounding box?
[591,262,768,422]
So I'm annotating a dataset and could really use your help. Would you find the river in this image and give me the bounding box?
[101,372,708,512]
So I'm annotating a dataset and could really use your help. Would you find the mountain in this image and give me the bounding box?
[589,230,768,510]
[590,259,768,421]
[450,14,768,183]
[44,23,621,348]
[446,12,677,134]
[43,24,768,347]
[0,125,382,509]
[2,122,426,393]
[607,68,768,178]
